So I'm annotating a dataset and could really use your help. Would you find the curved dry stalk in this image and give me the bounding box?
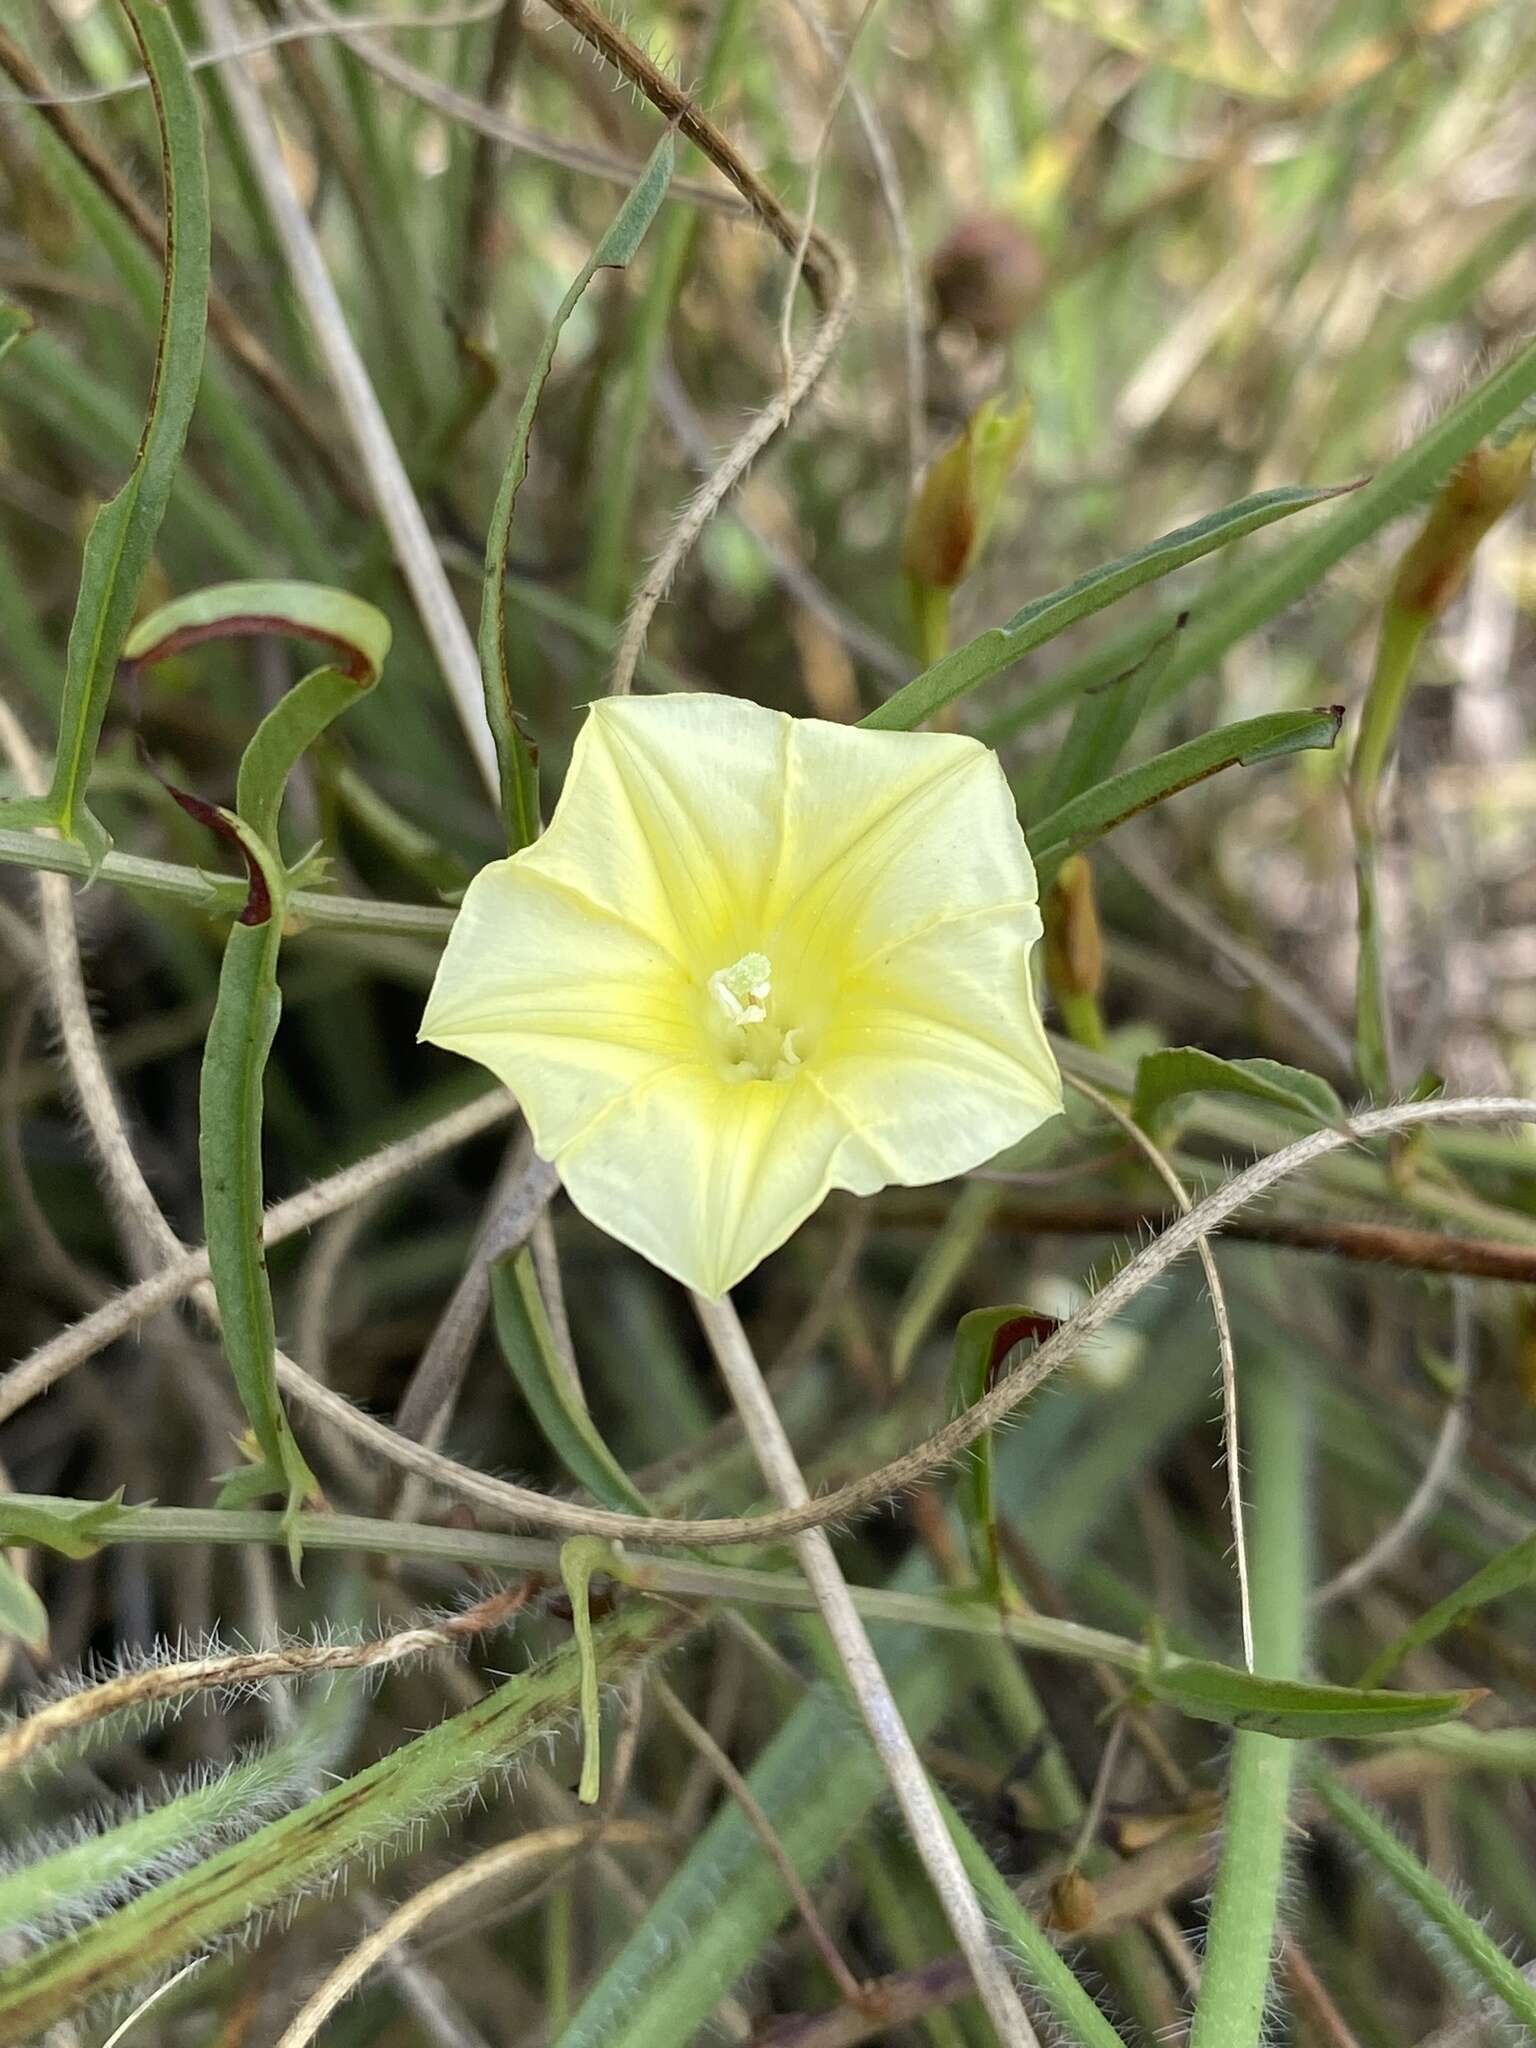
[0,704,182,1282]
[0,1091,514,1424]
[609,264,855,696]
[690,1291,1040,2048]
[0,1582,532,1775]
[1066,1070,1254,1672]
[653,363,908,684]
[8,1099,1533,1549]
[266,1096,1536,1547]
[482,0,859,705]
[273,1820,665,2048]
[812,7,924,491]
[535,0,842,304]
[1311,1280,1474,1612]
[393,1144,556,1444]
[774,0,880,392]
[98,1959,206,2048]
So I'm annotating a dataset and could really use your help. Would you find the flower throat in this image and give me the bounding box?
[707,951,803,1082]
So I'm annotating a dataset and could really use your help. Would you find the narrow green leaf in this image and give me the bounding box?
[489,1253,648,1516]
[126,580,392,853]
[0,0,209,859]
[1132,1048,1347,1141]
[1150,335,1536,713]
[1360,1530,1536,1688]
[0,1557,46,1653]
[1144,1655,1478,1739]
[481,133,674,849]
[1038,612,1186,817]
[0,1489,131,1559]
[1027,706,1344,887]
[130,597,387,1564]
[861,484,1353,731]
[199,896,322,1560]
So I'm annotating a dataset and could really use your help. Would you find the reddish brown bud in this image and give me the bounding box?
[1042,855,1104,1007]
[930,213,1046,344]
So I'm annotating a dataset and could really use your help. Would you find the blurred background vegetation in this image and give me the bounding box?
[3,0,1536,2041]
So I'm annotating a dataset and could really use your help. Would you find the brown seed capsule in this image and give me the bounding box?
[930,213,1046,344]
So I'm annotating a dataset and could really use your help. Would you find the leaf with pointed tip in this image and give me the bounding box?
[1027,707,1344,888]
[1037,612,1187,817]
[0,1489,132,1559]
[490,1253,648,1516]
[1144,1656,1479,1738]
[862,483,1355,731]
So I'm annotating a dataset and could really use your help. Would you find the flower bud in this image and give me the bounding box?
[1390,429,1536,621]
[903,397,1030,596]
[929,213,1045,344]
[1043,854,1103,1002]
[1048,1868,1097,1934]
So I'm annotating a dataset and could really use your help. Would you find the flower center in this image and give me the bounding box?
[707,951,804,1082]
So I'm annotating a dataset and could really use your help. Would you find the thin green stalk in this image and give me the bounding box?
[1312,1769,1536,2036]
[0,825,454,938]
[581,0,755,624]
[1188,1362,1309,2048]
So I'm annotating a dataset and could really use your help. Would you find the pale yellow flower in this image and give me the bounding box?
[421,695,1061,1297]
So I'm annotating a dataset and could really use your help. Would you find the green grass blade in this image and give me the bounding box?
[1150,337,1536,713]
[480,133,673,849]
[490,1252,649,1515]
[0,0,209,860]
[860,485,1349,732]
[1027,706,1344,886]
[1360,1529,1536,1688]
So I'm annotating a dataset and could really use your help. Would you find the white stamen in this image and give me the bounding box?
[709,952,772,1026]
